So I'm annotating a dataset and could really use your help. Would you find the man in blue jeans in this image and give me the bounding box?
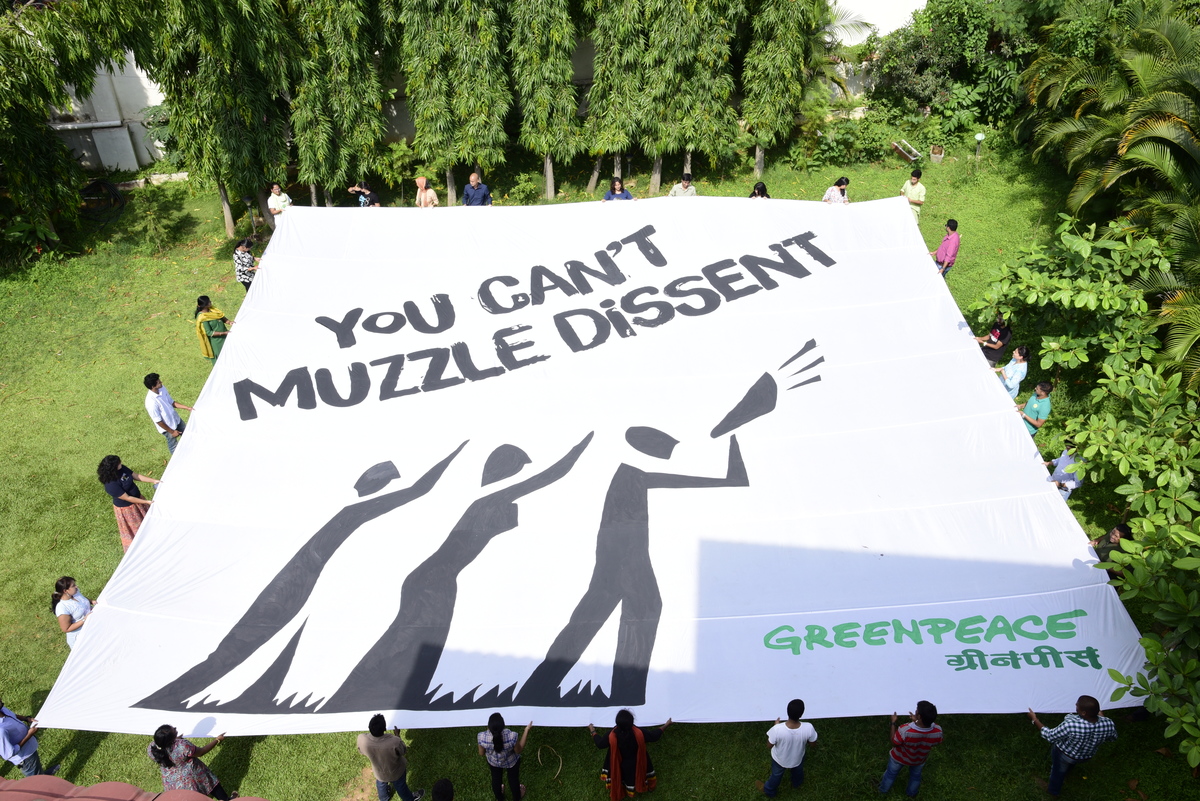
[357,714,425,801]
[1028,696,1117,796]
[756,698,817,796]
[879,701,943,796]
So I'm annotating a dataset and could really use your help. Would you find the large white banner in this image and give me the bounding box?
[39,198,1144,735]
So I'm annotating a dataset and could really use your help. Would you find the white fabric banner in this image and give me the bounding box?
[38,197,1144,735]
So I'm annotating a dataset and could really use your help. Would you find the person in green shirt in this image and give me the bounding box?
[900,169,925,221]
[1019,382,1052,435]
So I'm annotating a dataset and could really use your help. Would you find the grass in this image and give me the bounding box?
[1,149,1195,800]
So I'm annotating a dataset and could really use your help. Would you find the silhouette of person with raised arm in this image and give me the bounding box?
[135,442,467,713]
[516,428,748,708]
[325,432,595,712]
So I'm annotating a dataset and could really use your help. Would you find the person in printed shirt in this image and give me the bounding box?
[1028,695,1117,797]
[878,700,943,796]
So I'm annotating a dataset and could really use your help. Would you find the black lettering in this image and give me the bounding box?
[452,341,506,381]
[369,354,420,400]
[495,324,551,369]
[234,367,316,420]
[408,348,465,392]
[566,256,626,295]
[784,232,837,267]
[740,244,812,289]
[530,265,579,306]
[664,276,722,316]
[553,309,611,352]
[599,299,636,339]
[315,362,371,407]
[361,311,407,334]
[620,225,667,266]
[315,308,363,349]
[404,294,456,334]
[621,286,675,328]
[478,276,530,314]
[702,259,763,302]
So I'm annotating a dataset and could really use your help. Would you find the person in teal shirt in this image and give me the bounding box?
[1020,382,1052,435]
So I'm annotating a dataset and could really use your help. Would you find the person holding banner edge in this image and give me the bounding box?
[1028,696,1117,797]
[878,701,942,796]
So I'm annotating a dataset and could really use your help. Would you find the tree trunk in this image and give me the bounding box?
[324,189,334,208]
[649,155,663,194]
[216,183,236,238]
[754,145,764,179]
[256,189,274,232]
[613,153,622,180]
[309,183,318,206]
[544,154,555,200]
[445,168,457,205]
[586,155,603,194]
[683,151,692,175]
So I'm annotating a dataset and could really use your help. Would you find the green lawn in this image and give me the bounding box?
[1,149,1195,800]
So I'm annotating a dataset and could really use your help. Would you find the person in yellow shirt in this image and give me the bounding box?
[900,169,925,221]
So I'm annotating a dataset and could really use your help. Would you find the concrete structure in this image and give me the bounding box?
[51,54,164,171]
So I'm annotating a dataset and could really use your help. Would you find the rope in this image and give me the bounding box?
[536,744,563,783]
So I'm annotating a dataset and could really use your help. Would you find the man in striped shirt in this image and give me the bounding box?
[1028,695,1117,796]
[878,700,943,796]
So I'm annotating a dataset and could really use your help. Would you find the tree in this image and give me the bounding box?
[580,0,647,193]
[640,0,743,192]
[1,0,134,237]
[741,0,866,178]
[508,0,580,199]
[133,2,291,236]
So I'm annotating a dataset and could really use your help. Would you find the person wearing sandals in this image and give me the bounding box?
[148,724,236,799]
[589,709,672,799]
[478,713,531,801]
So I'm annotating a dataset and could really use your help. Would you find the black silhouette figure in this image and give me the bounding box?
[323,432,595,712]
[515,428,748,708]
[135,442,467,713]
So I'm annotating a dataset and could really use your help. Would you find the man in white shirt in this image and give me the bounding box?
[144,373,194,455]
[756,698,818,796]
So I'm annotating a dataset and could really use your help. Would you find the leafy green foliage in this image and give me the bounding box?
[508,0,581,164]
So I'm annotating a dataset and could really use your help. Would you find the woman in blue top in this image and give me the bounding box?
[602,178,633,202]
[477,714,532,801]
[996,345,1029,399]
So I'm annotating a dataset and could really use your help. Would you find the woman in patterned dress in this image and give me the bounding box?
[232,239,259,292]
[149,724,235,799]
[96,455,158,552]
[822,177,850,204]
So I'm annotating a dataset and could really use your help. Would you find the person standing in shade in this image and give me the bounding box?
[756,699,817,797]
[996,345,1028,399]
[1045,444,1083,500]
[51,576,92,648]
[349,181,381,207]
[415,177,439,208]
[462,173,493,206]
[478,714,530,801]
[97,454,158,552]
[0,696,58,777]
[899,169,925,221]
[750,181,771,199]
[144,373,194,455]
[1020,382,1053,436]
[976,313,1012,366]
[1028,696,1116,797]
[267,182,291,217]
[430,779,454,801]
[194,296,232,363]
[668,173,697,197]
[879,700,942,797]
[232,238,259,291]
[603,177,634,201]
[822,177,849,204]
[358,714,425,801]
[589,710,671,800]
[931,219,959,277]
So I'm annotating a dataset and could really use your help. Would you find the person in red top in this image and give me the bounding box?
[878,700,943,796]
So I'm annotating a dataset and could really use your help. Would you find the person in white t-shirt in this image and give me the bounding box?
[144,373,194,455]
[756,698,818,796]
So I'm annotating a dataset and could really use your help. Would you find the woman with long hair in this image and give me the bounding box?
[603,178,634,202]
[232,239,259,292]
[588,709,672,800]
[415,176,439,208]
[194,295,232,363]
[477,713,531,801]
[51,576,91,648]
[148,724,234,799]
[97,455,158,552]
[996,345,1030,399]
[749,181,770,199]
[822,176,850,204]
